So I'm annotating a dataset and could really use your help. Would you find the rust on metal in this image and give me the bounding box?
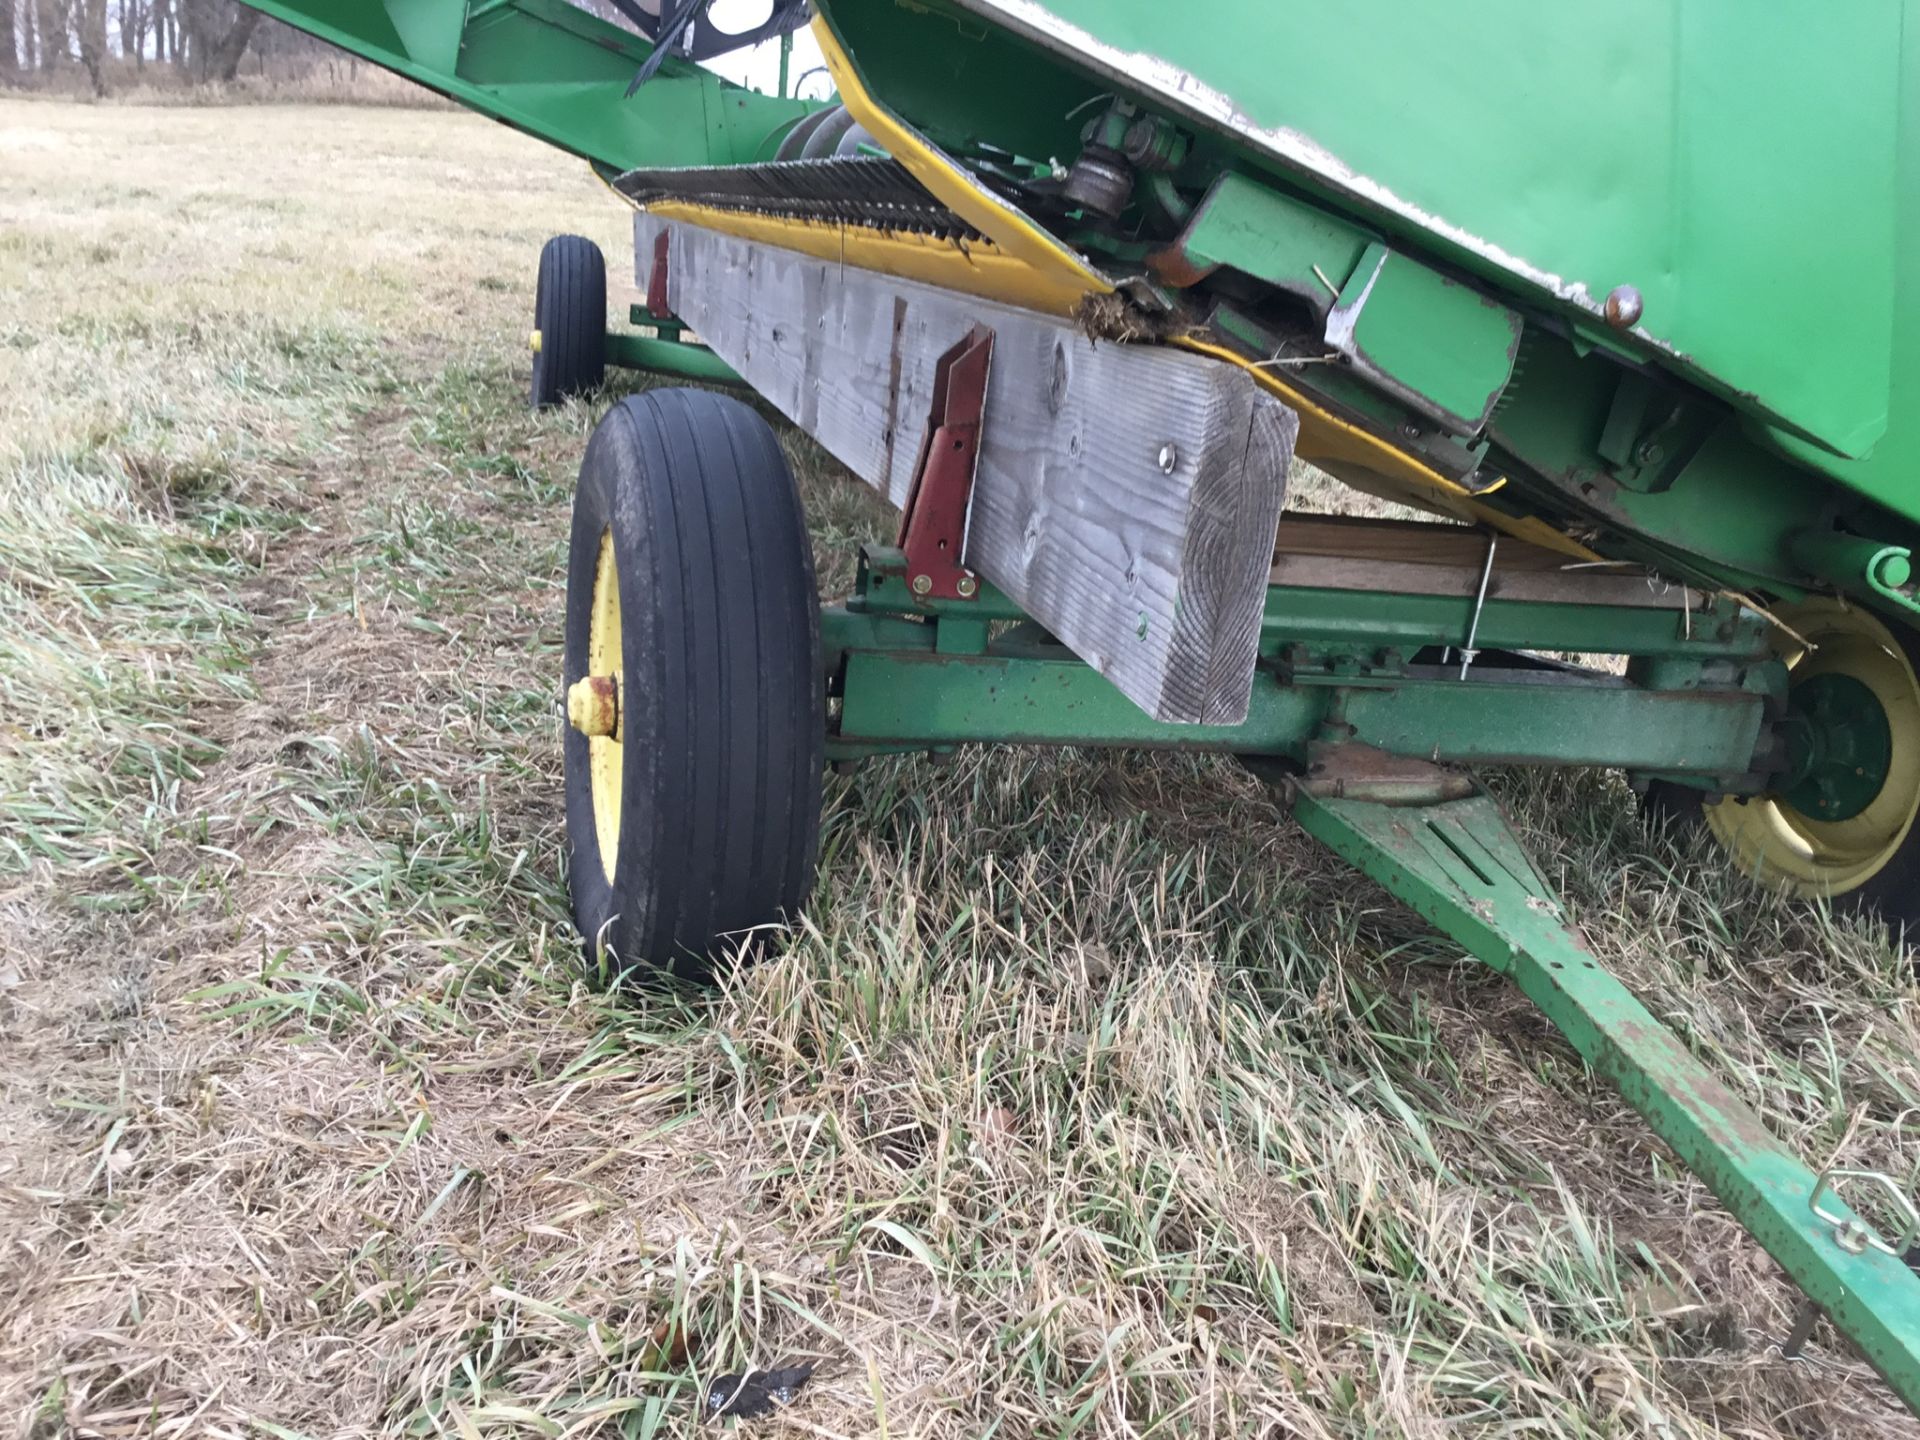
[1143,241,1216,289]
[1603,284,1644,330]
[896,324,995,601]
[646,229,672,320]
[568,675,620,740]
[1298,742,1476,805]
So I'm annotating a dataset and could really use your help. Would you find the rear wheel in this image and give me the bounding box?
[562,389,823,984]
[1650,599,1920,932]
[531,234,606,408]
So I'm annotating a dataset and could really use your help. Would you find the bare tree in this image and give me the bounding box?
[206,0,253,78]
[0,0,16,80]
[74,0,104,91]
[125,0,148,68]
[176,0,254,79]
[34,0,65,69]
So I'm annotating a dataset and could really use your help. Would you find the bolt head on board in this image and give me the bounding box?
[567,674,619,739]
[955,575,979,598]
[910,573,934,596]
[1157,442,1179,474]
[1602,285,1644,330]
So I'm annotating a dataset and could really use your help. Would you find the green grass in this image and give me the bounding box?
[2,96,1919,1440]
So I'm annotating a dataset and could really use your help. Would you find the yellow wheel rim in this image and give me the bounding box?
[1705,599,1920,897]
[587,528,623,883]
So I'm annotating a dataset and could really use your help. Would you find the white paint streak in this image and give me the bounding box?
[1321,249,1384,358]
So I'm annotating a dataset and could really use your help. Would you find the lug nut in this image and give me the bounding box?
[567,675,619,739]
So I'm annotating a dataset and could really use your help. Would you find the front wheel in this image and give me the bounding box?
[561,389,824,984]
[1649,598,1920,933]
[530,234,606,408]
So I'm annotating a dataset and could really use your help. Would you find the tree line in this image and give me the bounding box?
[0,0,293,93]
[0,1,699,99]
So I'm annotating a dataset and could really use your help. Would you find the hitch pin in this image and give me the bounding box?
[1459,533,1498,680]
[1780,1165,1920,1357]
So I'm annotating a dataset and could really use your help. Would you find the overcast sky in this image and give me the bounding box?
[699,0,832,99]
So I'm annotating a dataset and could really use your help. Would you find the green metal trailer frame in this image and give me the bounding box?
[820,545,1920,1407]
[236,0,1920,1415]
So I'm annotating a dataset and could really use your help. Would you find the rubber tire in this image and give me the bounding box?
[531,235,606,409]
[563,389,823,984]
[1646,617,1920,935]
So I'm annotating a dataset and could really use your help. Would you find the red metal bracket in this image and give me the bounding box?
[896,325,994,601]
[646,229,672,320]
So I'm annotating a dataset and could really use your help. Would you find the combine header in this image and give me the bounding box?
[244,0,1920,1411]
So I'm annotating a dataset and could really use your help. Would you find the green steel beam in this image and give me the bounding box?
[1257,582,1762,661]
[831,547,1779,779]
[1292,790,1920,1409]
[828,643,1767,779]
[238,0,819,172]
[603,333,744,386]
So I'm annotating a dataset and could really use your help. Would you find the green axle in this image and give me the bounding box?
[826,547,1780,789]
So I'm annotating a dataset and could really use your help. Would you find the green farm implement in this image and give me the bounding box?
[243,0,1920,1412]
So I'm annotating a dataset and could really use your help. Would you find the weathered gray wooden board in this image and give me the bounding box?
[633,213,1296,725]
[1270,515,1705,609]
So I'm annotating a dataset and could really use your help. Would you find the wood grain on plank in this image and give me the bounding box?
[638,213,1295,724]
[1270,515,1700,608]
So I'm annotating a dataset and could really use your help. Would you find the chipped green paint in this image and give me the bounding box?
[1293,790,1920,1408]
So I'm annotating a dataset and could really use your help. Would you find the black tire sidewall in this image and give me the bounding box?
[562,414,624,970]
[563,391,823,983]
[532,235,606,408]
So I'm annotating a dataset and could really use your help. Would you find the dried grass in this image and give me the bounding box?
[3,97,1919,1440]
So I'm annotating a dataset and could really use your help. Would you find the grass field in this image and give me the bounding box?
[5,97,1920,1440]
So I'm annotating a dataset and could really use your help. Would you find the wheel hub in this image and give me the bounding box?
[568,674,620,739]
[1778,672,1893,822]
